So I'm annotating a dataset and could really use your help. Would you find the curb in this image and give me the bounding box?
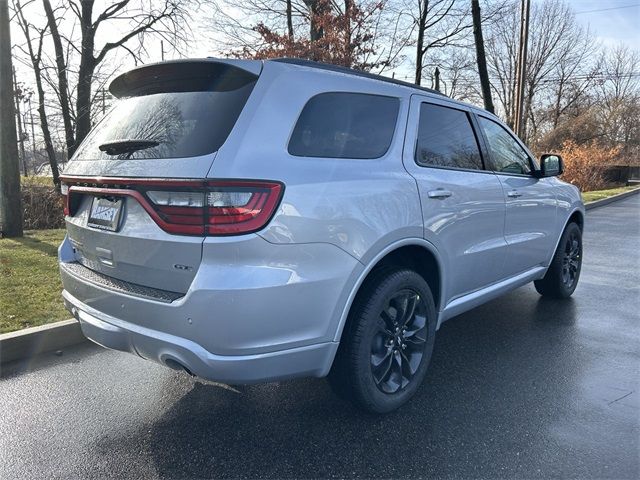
[0,319,86,365]
[585,187,640,210]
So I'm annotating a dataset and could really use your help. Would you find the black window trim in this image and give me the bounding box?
[286,91,401,160]
[474,113,538,178]
[412,101,491,174]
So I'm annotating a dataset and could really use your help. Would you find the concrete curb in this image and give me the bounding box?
[585,187,640,210]
[0,319,86,365]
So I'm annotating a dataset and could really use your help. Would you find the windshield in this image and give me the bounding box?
[74,77,256,160]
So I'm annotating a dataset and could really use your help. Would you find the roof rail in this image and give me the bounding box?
[271,58,446,97]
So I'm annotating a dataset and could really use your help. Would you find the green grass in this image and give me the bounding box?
[582,186,639,203]
[0,229,69,334]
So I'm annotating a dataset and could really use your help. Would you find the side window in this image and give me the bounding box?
[288,93,399,159]
[414,103,483,170]
[478,117,532,175]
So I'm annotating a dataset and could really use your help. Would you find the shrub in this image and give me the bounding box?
[21,177,65,230]
[559,141,621,192]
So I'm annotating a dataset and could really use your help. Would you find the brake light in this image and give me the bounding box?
[145,183,282,235]
[59,177,284,236]
[206,183,282,235]
[61,182,70,215]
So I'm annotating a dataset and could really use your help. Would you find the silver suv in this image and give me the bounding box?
[59,58,584,413]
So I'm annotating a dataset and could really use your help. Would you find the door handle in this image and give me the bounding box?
[506,190,522,198]
[427,189,453,199]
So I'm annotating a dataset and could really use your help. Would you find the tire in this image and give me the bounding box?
[329,268,437,414]
[534,222,582,299]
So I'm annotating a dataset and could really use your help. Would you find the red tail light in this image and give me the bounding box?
[60,177,284,236]
[206,183,282,235]
[61,182,70,216]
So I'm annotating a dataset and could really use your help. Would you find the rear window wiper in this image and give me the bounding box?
[98,139,159,156]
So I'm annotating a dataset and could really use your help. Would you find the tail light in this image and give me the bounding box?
[61,182,70,215]
[60,177,284,236]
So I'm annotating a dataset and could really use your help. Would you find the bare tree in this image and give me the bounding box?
[597,45,640,161]
[471,0,493,112]
[485,0,597,140]
[12,0,60,185]
[213,0,405,72]
[14,0,191,164]
[408,0,471,85]
[42,0,75,156]
[68,0,190,150]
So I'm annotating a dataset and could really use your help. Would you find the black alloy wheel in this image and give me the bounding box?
[371,290,428,394]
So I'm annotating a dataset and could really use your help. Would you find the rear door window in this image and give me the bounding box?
[288,93,399,159]
[74,63,257,160]
[478,116,533,175]
[415,103,484,170]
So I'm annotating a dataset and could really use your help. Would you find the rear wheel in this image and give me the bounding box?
[534,222,582,298]
[329,268,437,413]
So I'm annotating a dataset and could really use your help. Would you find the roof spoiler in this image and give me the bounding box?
[109,59,263,98]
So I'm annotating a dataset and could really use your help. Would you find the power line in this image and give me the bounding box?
[574,4,640,15]
[388,72,640,83]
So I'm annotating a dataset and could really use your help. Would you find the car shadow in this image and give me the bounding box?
[12,235,60,258]
[94,287,586,479]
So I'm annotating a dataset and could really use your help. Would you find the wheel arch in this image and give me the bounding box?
[568,209,584,232]
[332,238,444,344]
[544,207,585,268]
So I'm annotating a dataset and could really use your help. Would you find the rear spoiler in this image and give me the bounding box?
[109,59,263,98]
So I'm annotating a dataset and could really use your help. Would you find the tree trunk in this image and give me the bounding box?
[34,65,59,186]
[13,0,58,187]
[74,1,96,150]
[28,49,59,185]
[42,0,75,158]
[0,0,23,236]
[415,0,428,85]
[521,81,535,143]
[286,0,294,39]
[12,67,27,176]
[344,0,352,67]
[471,0,494,113]
[304,0,325,42]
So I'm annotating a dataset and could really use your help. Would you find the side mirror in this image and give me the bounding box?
[538,154,564,177]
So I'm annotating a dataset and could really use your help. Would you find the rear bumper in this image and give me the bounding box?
[64,290,339,383]
[59,233,360,383]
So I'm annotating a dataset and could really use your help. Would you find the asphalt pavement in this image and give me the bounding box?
[1,196,638,479]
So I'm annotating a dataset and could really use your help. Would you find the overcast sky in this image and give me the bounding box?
[563,0,639,49]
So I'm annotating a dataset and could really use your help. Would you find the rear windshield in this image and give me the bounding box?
[288,93,399,159]
[74,63,257,160]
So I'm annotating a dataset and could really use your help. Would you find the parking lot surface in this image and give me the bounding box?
[1,196,638,479]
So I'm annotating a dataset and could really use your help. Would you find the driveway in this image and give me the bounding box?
[1,195,638,479]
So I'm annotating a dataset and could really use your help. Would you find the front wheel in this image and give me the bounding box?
[329,268,437,413]
[534,222,583,298]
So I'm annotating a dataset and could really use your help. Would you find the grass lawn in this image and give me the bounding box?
[0,229,69,334]
[582,186,639,203]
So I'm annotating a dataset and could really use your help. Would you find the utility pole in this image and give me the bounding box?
[514,0,530,139]
[0,0,24,237]
[161,40,165,61]
[12,67,27,176]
